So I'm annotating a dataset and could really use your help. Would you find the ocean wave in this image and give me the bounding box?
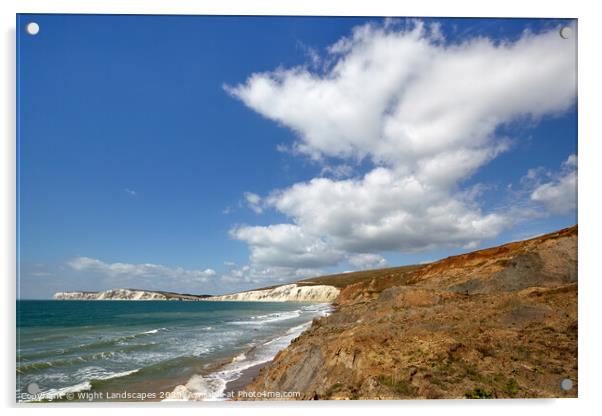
[167,313,321,401]
[18,341,155,363]
[18,328,166,362]
[123,355,204,380]
[230,310,302,325]
[301,302,331,311]
[163,374,227,402]
[18,354,115,373]
[141,328,167,335]
[21,368,141,402]
[108,368,140,379]
[87,368,141,390]
[231,352,246,363]
[73,365,140,382]
[17,344,153,374]
[36,381,93,401]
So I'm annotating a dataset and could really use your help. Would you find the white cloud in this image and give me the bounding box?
[563,154,577,168]
[263,167,507,253]
[225,20,576,273]
[124,188,137,196]
[348,253,388,270]
[230,224,344,268]
[67,257,216,284]
[243,192,263,214]
[530,154,577,215]
[226,21,575,169]
[221,261,322,285]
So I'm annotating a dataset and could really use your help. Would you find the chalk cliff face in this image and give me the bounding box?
[206,284,340,303]
[53,289,209,301]
[52,284,340,303]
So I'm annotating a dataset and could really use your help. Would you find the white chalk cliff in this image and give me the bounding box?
[205,284,340,303]
[53,289,204,301]
[53,284,340,303]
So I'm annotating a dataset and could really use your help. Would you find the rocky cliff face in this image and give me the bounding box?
[53,284,340,303]
[207,284,340,303]
[53,288,210,301]
[238,226,578,400]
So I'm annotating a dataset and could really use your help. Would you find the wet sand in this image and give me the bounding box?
[223,362,268,398]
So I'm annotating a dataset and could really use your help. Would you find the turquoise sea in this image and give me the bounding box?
[16,300,331,401]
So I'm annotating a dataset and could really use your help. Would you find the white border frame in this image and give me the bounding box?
[3,1,601,415]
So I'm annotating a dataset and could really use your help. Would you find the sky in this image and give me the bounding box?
[17,15,577,299]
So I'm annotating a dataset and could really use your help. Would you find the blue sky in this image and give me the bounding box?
[17,15,577,299]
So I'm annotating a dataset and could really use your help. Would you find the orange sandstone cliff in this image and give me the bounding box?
[238,226,578,399]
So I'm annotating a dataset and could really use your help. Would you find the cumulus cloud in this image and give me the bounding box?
[230,224,344,268]
[225,20,577,275]
[270,167,510,252]
[67,257,216,284]
[221,261,322,285]
[348,253,388,270]
[226,21,575,168]
[530,154,577,215]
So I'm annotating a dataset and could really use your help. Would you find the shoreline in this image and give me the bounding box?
[164,303,334,401]
[223,362,269,398]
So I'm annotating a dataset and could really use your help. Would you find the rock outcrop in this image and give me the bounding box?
[237,226,578,400]
[206,284,340,303]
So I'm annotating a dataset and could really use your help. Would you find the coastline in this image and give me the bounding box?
[235,226,578,400]
[17,300,333,403]
[163,303,334,401]
[223,362,266,398]
[19,226,577,401]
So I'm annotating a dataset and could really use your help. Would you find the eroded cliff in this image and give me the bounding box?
[53,284,340,303]
[238,226,578,400]
[206,284,340,303]
[53,289,210,301]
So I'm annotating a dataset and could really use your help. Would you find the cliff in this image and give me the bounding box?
[53,288,211,301]
[237,226,578,399]
[206,284,339,303]
[53,284,339,303]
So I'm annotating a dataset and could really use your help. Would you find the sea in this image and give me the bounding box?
[16,300,332,402]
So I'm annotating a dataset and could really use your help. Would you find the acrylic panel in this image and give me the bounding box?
[16,14,578,402]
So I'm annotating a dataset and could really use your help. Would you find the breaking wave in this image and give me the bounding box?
[165,303,333,401]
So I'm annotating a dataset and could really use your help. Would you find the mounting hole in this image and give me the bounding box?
[26,22,40,36]
[26,382,40,394]
[560,378,573,390]
[559,26,572,39]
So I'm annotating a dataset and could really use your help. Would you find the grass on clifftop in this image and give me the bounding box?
[246,264,423,293]
[296,265,423,289]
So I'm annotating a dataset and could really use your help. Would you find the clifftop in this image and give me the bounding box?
[238,226,578,399]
